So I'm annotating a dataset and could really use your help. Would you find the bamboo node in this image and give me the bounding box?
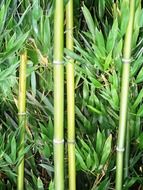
[53,138,64,144]
[122,58,132,64]
[18,112,26,116]
[53,60,64,65]
[116,146,125,152]
[67,140,75,144]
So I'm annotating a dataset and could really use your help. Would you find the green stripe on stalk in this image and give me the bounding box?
[17,51,27,190]
[115,0,135,190]
[53,0,64,190]
[124,121,130,178]
[66,0,76,190]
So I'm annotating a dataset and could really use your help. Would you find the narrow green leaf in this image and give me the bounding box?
[10,136,16,162]
[49,180,54,190]
[86,154,92,168]
[132,89,143,109]
[106,19,118,53]
[79,138,90,152]
[39,164,54,172]
[31,70,36,97]
[96,178,110,190]
[104,52,112,70]
[137,104,143,117]
[82,5,95,40]
[96,129,103,155]
[76,150,88,171]
[0,4,6,34]
[91,151,99,171]
[100,135,112,166]
[135,67,143,83]
[95,28,106,57]
[37,177,44,190]
[120,1,129,36]
[83,80,89,100]
[98,0,105,19]
[4,153,13,164]
[87,105,102,115]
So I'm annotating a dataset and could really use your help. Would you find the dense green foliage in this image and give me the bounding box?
[0,0,143,189]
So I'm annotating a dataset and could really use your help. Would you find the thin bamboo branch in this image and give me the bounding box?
[115,0,135,189]
[66,0,76,190]
[53,0,64,189]
[17,51,27,190]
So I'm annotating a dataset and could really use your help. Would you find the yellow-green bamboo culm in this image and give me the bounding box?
[17,51,27,190]
[53,0,64,189]
[115,0,135,189]
[66,0,76,190]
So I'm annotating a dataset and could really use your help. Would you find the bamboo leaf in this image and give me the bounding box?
[86,154,92,168]
[0,4,6,34]
[124,177,140,190]
[120,1,130,36]
[4,153,13,164]
[91,151,99,171]
[41,143,51,158]
[79,138,90,152]
[76,150,88,171]
[135,67,143,83]
[37,91,54,114]
[82,5,95,41]
[96,178,110,190]
[106,19,118,53]
[96,129,103,156]
[104,52,112,70]
[39,164,54,172]
[89,77,102,88]
[65,48,85,63]
[131,57,143,77]
[132,89,143,109]
[137,104,143,117]
[83,80,89,100]
[87,105,102,115]
[98,0,105,19]
[37,177,44,190]
[95,28,106,57]
[10,136,16,163]
[0,32,29,62]
[49,180,54,190]
[31,70,36,97]
[100,135,112,167]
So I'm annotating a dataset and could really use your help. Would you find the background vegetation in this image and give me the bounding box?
[0,0,143,189]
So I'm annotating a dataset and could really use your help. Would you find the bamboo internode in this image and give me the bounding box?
[53,0,64,189]
[66,0,76,189]
[17,51,27,190]
[115,0,135,189]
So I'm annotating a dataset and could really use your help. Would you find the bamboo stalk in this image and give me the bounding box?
[124,121,130,178]
[115,1,135,189]
[66,0,76,190]
[53,0,64,190]
[17,51,27,190]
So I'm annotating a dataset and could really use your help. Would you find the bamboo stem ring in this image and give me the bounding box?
[67,140,75,144]
[18,112,27,116]
[53,139,64,144]
[53,60,64,65]
[116,146,125,152]
[122,58,132,64]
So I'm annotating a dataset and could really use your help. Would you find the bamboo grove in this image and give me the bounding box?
[0,0,143,189]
